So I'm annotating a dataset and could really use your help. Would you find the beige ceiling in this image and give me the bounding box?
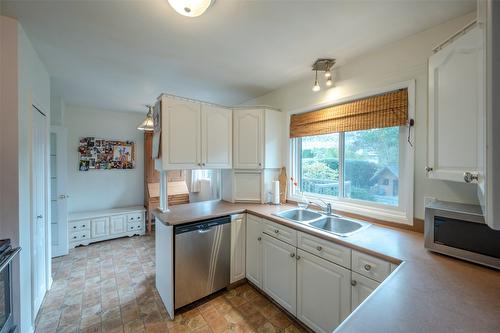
[2,0,475,112]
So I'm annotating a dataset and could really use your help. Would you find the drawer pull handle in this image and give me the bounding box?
[296,255,301,260]
[290,253,295,258]
[82,225,86,228]
[351,280,357,286]
[364,264,372,271]
[274,229,279,234]
[316,246,322,251]
[73,226,77,229]
[82,235,86,238]
[257,237,262,241]
[73,236,77,239]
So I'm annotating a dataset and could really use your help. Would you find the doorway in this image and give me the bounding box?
[50,127,68,257]
[31,106,47,317]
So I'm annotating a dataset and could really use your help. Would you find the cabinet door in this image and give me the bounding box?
[428,26,483,182]
[230,216,246,283]
[297,249,351,333]
[110,215,127,235]
[262,233,297,315]
[91,217,109,238]
[246,215,263,287]
[351,272,379,311]
[162,97,201,169]
[202,105,232,168]
[233,109,264,169]
[233,171,262,203]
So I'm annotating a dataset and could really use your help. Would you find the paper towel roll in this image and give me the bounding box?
[272,180,280,205]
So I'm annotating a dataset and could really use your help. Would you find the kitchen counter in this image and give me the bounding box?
[153,200,500,333]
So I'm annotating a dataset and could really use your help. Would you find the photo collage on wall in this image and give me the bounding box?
[78,137,135,171]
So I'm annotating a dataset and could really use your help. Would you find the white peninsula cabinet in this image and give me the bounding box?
[244,214,397,333]
[427,23,484,183]
[159,94,232,169]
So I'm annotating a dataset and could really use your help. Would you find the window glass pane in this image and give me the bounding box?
[344,126,399,206]
[300,133,340,197]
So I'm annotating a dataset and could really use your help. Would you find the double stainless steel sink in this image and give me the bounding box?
[273,208,370,237]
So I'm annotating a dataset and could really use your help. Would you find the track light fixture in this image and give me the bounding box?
[312,58,336,92]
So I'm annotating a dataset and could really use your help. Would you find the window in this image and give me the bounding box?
[296,126,401,208]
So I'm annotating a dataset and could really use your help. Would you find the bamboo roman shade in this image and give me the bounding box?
[290,89,408,138]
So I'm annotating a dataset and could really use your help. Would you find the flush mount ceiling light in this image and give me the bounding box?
[137,105,154,131]
[312,58,336,92]
[168,0,215,17]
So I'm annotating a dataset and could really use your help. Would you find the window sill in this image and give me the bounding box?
[289,194,412,226]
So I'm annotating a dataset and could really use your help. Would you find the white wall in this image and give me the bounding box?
[1,15,51,332]
[245,12,479,220]
[65,105,145,213]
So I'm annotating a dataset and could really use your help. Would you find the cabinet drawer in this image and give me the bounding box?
[352,250,391,282]
[262,219,297,246]
[69,230,90,242]
[298,232,351,269]
[127,213,143,223]
[128,223,143,232]
[69,219,90,232]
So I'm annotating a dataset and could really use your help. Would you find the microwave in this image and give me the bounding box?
[425,200,500,270]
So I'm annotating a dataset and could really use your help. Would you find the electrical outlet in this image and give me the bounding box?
[424,196,436,206]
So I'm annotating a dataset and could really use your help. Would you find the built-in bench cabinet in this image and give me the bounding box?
[242,214,398,333]
[68,206,146,248]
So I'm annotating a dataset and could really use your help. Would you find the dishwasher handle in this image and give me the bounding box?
[175,215,231,235]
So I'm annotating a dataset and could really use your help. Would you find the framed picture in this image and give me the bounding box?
[78,137,135,171]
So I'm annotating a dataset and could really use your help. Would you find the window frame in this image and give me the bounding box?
[287,81,415,225]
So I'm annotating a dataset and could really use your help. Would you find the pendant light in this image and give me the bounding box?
[168,0,215,17]
[312,70,321,92]
[312,58,336,92]
[137,105,154,132]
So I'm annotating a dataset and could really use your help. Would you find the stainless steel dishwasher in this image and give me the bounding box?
[174,216,231,309]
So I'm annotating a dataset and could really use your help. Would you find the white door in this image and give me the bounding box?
[233,109,263,169]
[91,217,110,238]
[230,215,246,283]
[297,249,351,333]
[110,215,127,234]
[31,106,47,317]
[202,105,232,168]
[245,215,263,287]
[162,97,201,169]
[428,26,484,182]
[262,233,297,315]
[50,126,68,257]
[351,272,379,311]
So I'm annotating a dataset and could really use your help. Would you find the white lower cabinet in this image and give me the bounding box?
[110,215,127,235]
[69,206,145,248]
[262,233,297,315]
[91,217,110,238]
[245,215,394,332]
[246,215,263,287]
[297,249,351,333]
[230,215,246,283]
[351,272,380,311]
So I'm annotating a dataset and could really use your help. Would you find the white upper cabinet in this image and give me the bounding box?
[233,109,264,169]
[233,108,282,169]
[160,95,232,170]
[477,0,499,230]
[162,97,202,169]
[202,105,232,168]
[427,24,484,183]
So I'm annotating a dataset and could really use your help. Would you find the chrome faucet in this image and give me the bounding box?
[310,198,333,215]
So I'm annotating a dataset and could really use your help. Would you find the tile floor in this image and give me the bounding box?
[35,235,307,333]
